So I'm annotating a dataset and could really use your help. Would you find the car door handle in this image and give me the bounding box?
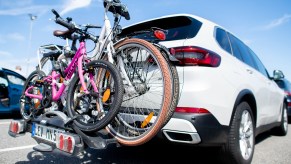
[246,68,253,74]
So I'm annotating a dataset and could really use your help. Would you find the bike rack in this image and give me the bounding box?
[8,111,118,156]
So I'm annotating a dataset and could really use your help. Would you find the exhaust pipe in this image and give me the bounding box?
[163,130,201,144]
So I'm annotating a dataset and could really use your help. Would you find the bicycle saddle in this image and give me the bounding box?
[53,30,74,39]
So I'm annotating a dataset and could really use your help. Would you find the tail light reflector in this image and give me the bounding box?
[285,91,291,96]
[170,46,221,67]
[175,107,210,114]
[154,30,166,40]
[56,133,75,154]
[9,121,24,134]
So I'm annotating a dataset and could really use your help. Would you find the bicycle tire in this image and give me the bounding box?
[106,38,174,146]
[66,60,123,132]
[37,56,66,112]
[37,56,54,75]
[159,49,179,126]
[20,70,46,121]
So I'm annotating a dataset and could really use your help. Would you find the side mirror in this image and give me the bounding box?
[273,70,284,80]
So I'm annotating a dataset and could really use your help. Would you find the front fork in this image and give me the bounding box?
[77,55,98,95]
[108,41,135,89]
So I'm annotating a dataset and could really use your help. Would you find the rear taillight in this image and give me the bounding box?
[288,102,291,107]
[175,107,210,114]
[56,134,75,154]
[154,30,166,40]
[170,46,221,67]
[9,121,24,134]
[285,91,291,96]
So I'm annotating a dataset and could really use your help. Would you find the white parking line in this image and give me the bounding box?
[0,145,37,153]
[0,122,11,125]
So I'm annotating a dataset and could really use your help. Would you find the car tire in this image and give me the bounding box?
[272,103,288,136]
[220,101,255,164]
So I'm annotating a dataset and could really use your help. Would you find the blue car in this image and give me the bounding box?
[0,67,26,114]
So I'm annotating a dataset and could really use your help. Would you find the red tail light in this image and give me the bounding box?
[67,137,73,153]
[154,30,166,40]
[59,135,64,150]
[175,107,210,114]
[285,91,291,96]
[9,121,24,134]
[56,134,75,154]
[170,46,221,67]
[288,102,291,107]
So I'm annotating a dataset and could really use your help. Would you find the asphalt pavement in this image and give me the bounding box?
[1,115,291,164]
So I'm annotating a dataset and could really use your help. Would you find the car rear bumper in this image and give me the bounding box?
[160,112,229,146]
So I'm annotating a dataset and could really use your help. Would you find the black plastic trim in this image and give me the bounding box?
[231,89,257,125]
[160,112,229,146]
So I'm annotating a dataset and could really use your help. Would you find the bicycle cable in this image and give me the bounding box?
[89,15,121,60]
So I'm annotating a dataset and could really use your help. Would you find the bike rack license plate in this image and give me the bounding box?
[32,123,65,143]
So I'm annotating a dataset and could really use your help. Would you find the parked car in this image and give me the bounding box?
[0,67,26,114]
[274,72,291,116]
[120,14,288,163]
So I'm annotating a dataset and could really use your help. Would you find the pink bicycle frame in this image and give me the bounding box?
[25,41,98,102]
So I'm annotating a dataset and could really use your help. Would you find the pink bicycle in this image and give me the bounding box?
[20,10,124,132]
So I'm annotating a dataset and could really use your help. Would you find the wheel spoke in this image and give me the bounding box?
[239,109,254,160]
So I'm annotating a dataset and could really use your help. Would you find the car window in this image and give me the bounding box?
[228,34,256,69]
[7,73,25,85]
[247,48,269,78]
[119,16,202,41]
[228,33,244,61]
[0,72,8,86]
[215,28,232,54]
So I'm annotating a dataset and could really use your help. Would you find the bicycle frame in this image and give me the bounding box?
[25,41,98,102]
[91,7,134,87]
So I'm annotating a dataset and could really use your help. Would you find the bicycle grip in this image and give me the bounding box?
[56,17,75,30]
[123,10,130,20]
[51,9,60,17]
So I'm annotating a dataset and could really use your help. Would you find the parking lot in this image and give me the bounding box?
[0,115,290,164]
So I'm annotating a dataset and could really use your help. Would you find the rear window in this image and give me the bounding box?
[119,16,202,41]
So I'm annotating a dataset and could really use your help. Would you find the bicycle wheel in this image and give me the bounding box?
[38,56,53,75]
[20,70,46,121]
[158,48,180,126]
[106,38,175,146]
[66,60,123,132]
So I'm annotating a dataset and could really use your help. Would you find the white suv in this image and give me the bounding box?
[121,14,288,163]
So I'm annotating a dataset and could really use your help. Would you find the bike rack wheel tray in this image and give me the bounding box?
[8,111,118,157]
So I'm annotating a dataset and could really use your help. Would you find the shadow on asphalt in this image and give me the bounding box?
[255,131,272,145]
[0,113,21,119]
[13,121,291,164]
[15,139,224,164]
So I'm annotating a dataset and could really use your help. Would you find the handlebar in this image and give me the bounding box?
[52,9,75,30]
[55,17,76,30]
[104,0,130,20]
[51,9,98,42]
[51,9,60,18]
